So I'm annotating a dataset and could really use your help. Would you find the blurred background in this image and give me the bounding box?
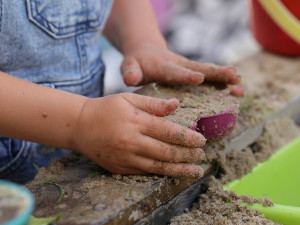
[103,0,261,96]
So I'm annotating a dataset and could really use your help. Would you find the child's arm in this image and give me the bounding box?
[103,0,242,90]
[0,72,206,177]
[0,72,86,149]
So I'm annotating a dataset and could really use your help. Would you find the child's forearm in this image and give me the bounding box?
[0,72,208,177]
[103,0,167,53]
[0,71,87,150]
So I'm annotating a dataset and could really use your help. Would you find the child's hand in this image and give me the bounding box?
[121,42,243,96]
[72,93,206,177]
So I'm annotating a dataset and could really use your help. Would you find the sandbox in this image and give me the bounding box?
[17,52,300,225]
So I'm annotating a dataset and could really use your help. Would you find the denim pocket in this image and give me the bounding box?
[37,63,105,97]
[0,138,30,178]
[26,0,113,39]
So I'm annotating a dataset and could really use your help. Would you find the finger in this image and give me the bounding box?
[145,61,205,85]
[228,85,244,97]
[121,57,143,86]
[141,116,206,147]
[178,59,241,85]
[123,93,207,147]
[134,155,204,178]
[123,93,179,117]
[135,135,205,163]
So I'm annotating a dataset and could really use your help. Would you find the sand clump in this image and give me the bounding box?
[219,118,300,183]
[112,174,164,183]
[137,84,238,128]
[170,118,300,225]
[170,177,276,225]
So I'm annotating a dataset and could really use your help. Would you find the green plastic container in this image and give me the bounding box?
[0,180,35,225]
[224,137,300,225]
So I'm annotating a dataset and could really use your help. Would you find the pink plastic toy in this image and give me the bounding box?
[190,97,238,141]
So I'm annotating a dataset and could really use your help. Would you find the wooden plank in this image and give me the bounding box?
[135,171,216,225]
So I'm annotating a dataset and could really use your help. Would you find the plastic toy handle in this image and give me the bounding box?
[245,203,300,225]
[259,0,300,44]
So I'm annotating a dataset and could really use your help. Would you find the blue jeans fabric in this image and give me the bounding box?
[0,0,114,183]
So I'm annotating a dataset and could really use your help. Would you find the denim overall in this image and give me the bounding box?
[0,0,114,183]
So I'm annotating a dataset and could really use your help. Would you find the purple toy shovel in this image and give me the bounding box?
[190,97,239,141]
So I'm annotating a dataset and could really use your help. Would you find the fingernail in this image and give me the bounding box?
[193,133,207,147]
[230,74,241,84]
[166,98,179,106]
[191,166,204,178]
[197,148,206,161]
[194,71,205,77]
[222,66,237,73]
[194,72,205,79]
[199,135,207,145]
[229,66,237,73]
[230,85,244,97]
[220,66,237,76]
[124,72,140,86]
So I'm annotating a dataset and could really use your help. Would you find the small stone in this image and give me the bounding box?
[55,204,67,209]
[94,203,107,211]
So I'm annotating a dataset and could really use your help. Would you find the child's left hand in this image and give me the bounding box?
[121,41,243,96]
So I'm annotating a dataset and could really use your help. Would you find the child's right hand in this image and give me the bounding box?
[72,93,206,177]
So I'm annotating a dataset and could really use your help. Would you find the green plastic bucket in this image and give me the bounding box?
[224,137,300,225]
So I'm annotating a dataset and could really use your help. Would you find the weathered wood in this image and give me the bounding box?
[134,171,216,225]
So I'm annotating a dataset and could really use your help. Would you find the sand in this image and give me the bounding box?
[28,117,299,225]
[170,177,276,225]
[170,118,300,225]
[220,118,300,183]
[137,84,238,128]
[24,52,300,224]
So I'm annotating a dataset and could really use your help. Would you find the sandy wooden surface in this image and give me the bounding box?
[26,52,300,225]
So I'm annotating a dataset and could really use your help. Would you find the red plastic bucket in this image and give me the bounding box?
[248,0,300,56]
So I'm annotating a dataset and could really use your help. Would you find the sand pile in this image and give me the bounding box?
[137,84,238,128]
[170,177,275,225]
